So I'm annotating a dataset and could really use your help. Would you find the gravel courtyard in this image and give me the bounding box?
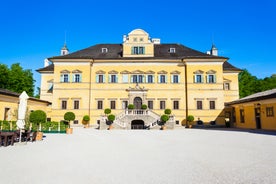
[1,128,276,184]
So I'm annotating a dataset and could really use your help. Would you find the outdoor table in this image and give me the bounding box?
[0,132,15,147]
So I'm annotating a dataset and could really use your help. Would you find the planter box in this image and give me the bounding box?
[36,132,43,141]
[66,128,73,134]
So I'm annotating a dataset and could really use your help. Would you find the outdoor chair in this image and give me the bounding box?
[24,130,32,142]
[30,131,37,142]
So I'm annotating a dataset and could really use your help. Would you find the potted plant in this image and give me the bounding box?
[106,114,115,130]
[29,110,46,140]
[141,104,147,110]
[127,104,134,114]
[104,108,111,115]
[186,115,194,128]
[164,108,172,115]
[82,115,90,128]
[160,114,169,130]
[64,111,75,134]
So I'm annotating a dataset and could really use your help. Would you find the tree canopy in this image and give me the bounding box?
[239,69,276,98]
[0,63,35,97]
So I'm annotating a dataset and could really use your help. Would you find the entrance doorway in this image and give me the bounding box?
[131,120,144,129]
[255,107,261,129]
[134,97,142,109]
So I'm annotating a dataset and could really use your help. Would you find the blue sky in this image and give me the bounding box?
[0,0,275,92]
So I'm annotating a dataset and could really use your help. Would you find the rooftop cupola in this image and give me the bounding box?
[61,43,69,56]
[210,44,218,56]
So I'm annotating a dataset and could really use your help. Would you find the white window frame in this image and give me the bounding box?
[158,74,167,83]
[207,74,216,83]
[109,74,118,83]
[171,75,179,83]
[194,74,203,83]
[169,48,176,53]
[73,73,82,83]
[60,73,69,83]
[146,74,154,83]
[96,74,105,83]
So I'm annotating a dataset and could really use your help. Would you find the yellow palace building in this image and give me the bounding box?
[37,29,241,129]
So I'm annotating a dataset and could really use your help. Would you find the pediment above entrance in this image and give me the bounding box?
[126,83,148,92]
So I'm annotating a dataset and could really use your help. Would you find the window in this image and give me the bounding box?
[159,75,166,83]
[110,101,116,109]
[102,48,108,53]
[266,107,274,117]
[172,75,179,83]
[240,109,245,123]
[61,74,69,83]
[122,101,128,109]
[73,120,78,124]
[132,46,145,55]
[195,74,203,83]
[173,101,179,109]
[169,48,176,53]
[131,75,143,83]
[74,100,79,109]
[160,101,166,109]
[73,74,81,83]
[109,74,118,83]
[148,101,153,109]
[146,75,154,83]
[209,101,215,109]
[207,74,216,83]
[96,74,105,83]
[197,101,203,110]
[61,100,67,109]
[139,38,144,42]
[97,101,103,109]
[4,108,10,121]
[224,83,230,90]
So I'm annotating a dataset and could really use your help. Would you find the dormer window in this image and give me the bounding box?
[102,48,108,53]
[169,48,176,53]
[132,46,145,55]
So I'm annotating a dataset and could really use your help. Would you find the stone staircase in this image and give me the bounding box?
[100,109,173,130]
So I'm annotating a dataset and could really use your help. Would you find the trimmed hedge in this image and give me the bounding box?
[0,120,68,133]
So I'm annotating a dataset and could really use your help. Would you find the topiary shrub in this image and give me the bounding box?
[128,104,134,109]
[104,108,111,115]
[141,104,147,110]
[82,115,90,125]
[64,112,76,128]
[164,109,171,115]
[186,115,194,127]
[106,114,115,126]
[29,110,47,131]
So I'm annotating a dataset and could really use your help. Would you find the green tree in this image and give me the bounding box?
[64,112,76,128]
[239,69,260,98]
[0,63,35,96]
[9,63,35,96]
[29,110,47,131]
[0,64,10,89]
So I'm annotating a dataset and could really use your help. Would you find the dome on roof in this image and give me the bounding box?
[128,29,149,36]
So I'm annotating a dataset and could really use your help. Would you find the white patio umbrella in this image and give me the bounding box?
[16,91,29,142]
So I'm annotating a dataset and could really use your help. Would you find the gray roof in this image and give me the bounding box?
[0,88,51,104]
[48,44,228,60]
[36,64,54,72]
[226,88,276,105]
[37,43,240,72]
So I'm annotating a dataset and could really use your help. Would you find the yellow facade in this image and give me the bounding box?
[0,89,51,122]
[226,89,276,130]
[38,29,240,128]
